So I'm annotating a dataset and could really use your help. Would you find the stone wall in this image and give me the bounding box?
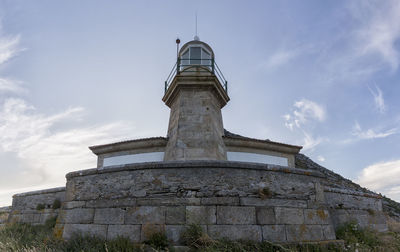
[164,86,227,161]
[0,206,10,227]
[8,158,388,244]
[324,189,387,232]
[56,161,339,244]
[8,187,65,225]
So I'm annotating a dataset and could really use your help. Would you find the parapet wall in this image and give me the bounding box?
[0,206,11,227]
[8,187,65,225]
[325,189,387,232]
[53,160,386,244]
[7,159,388,244]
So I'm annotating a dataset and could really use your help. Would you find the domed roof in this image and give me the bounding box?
[179,40,214,58]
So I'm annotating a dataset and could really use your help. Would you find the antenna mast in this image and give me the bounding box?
[194,11,199,40]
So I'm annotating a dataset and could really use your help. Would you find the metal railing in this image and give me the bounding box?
[164,58,228,94]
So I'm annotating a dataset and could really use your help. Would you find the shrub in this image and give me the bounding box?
[52,199,61,209]
[36,203,45,210]
[144,231,169,250]
[0,221,62,250]
[106,236,140,252]
[62,234,107,252]
[44,216,57,229]
[259,187,273,199]
[336,221,380,249]
[181,223,204,247]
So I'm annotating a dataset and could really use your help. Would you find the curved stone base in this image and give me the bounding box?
[56,161,345,243]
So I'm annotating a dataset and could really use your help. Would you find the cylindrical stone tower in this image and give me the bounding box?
[163,39,230,161]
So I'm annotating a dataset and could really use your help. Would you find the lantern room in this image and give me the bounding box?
[164,38,228,95]
[178,39,214,70]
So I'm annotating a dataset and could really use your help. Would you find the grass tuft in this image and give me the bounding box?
[52,199,61,210]
[144,231,169,250]
[36,204,45,211]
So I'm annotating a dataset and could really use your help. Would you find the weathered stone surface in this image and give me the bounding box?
[125,207,165,224]
[163,85,228,161]
[64,208,94,224]
[166,225,184,244]
[141,224,165,242]
[256,207,275,225]
[304,209,330,225]
[286,225,324,242]
[166,207,185,224]
[21,213,39,223]
[107,224,141,242]
[64,201,85,209]
[63,224,107,239]
[40,212,58,224]
[262,225,286,242]
[201,197,239,206]
[369,223,389,232]
[367,211,387,224]
[8,214,21,223]
[208,225,262,242]
[11,187,65,211]
[8,150,390,246]
[325,192,382,211]
[275,207,304,224]
[322,225,336,240]
[86,198,137,208]
[186,206,216,224]
[0,207,10,225]
[240,198,308,208]
[137,198,200,206]
[315,182,325,202]
[329,209,349,229]
[217,206,255,224]
[329,209,387,230]
[94,208,125,224]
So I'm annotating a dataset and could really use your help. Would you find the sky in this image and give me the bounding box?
[0,0,399,206]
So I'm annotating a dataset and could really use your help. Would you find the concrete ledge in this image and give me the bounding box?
[324,187,382,199]
[13,187,65,198]
[66,160,325,179]
[224,136,301,155]
[89,137,167,155]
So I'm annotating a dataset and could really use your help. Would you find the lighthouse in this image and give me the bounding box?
[163,38,230,161]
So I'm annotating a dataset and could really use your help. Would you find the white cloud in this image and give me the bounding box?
[357,160,400,201]
[284,99,326,131]
[302,131,324,151]
[354,0,400,71]
[0,25,138,206]
[0,34,21,65]
[321,0,400,83]
[368,84,386,113]
[294,99,326,122]
[317,155,325,162]
[283,99,327,151]
[262,49,299,68]
[0,78,25,94]
[352,121,397,140]
[0,98,135,184]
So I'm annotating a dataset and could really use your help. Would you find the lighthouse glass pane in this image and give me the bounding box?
[202,49,211,67]
[103,152,165,167]
[181,50,189,68]
[227,152,288,166]
[190,47,201,64]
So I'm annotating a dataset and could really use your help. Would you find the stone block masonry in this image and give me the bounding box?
[8,187,65,225]
[53,160,388,244]
[9,160,388,244]
[0,206,11,227]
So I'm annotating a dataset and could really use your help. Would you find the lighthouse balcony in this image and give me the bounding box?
[164,58,228,94]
